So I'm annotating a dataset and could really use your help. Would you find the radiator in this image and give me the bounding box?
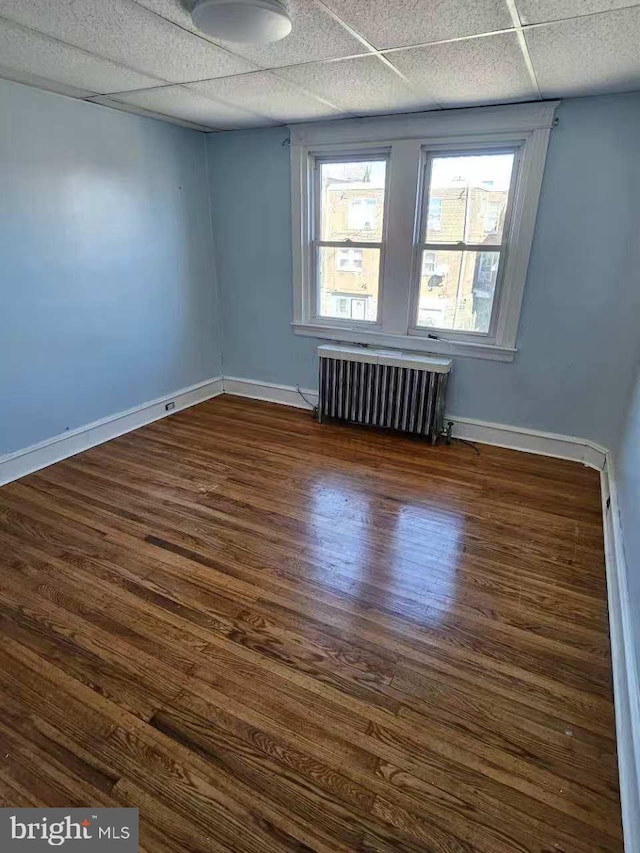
[317,345,452,444]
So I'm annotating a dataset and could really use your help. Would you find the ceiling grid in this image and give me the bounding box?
[0,0,637,130]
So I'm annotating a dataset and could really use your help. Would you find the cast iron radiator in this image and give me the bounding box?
[317,345,452,444]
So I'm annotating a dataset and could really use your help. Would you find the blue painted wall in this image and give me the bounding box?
[616,356,640,659]
[207,93,640,449]
[0,79,221,455]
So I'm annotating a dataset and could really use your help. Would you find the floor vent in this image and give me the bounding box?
[318,345,452,444]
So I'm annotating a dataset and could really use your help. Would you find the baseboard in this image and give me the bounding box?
[601,455,640,853]
[223,376,319,411]
[221,376,606,469]
[3,375,605,483]
[449,415,607,470]
[0,376,223,487]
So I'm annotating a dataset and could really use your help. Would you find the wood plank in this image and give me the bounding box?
[0,395,622,851]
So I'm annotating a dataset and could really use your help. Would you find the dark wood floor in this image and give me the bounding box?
[0,395,622,852]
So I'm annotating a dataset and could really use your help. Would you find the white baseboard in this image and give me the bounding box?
[222,376,606,470]
[1,376,605,484]
[601,455,640,853]
[223,376,319,411]
[449,415,607,470]
[0,376,223,487]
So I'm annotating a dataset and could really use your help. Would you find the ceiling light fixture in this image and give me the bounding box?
[191,0,292,44]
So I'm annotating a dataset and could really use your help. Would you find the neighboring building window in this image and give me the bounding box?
[328,294,372,321]
[348,198,377,231]
[351,298,366,320]
[427,198,442,232]
[290,102,558,359]
[336,248,364,271]
[484,200,501,233]
[422,251,436,275]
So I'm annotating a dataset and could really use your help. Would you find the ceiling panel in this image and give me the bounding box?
[188,71,347,122]
[526,5,640,96]
[133,0,368,67]
[0,17,165,97]
[0,0,256,83]
[91,84,270,129]
[321,0,512,49]
[276,55,434,116]
[516,0,640,25]
[387,32,536,108]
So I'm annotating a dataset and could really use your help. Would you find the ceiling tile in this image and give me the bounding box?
[188,71,347,122]
[92,84,270,129]
[321,0,513,49]
[525,6,640,96]
[387,32,536,108]
[133,0,368,67]
[276,55,435,116]
[516,0,640,25]
[0,18,165,96]
[0,0,256,83]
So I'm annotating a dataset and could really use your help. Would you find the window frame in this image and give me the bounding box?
[290,101,559,362]
[409,143,522,344]
[310,149,390,330]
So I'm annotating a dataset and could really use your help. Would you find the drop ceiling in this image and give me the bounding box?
[0,0,639,132]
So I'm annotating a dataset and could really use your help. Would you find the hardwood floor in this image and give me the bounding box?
[0,394,622,852]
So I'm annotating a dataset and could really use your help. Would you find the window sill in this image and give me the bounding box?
[291,323,517,362]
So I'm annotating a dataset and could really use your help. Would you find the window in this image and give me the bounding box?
[427,198,442,231]
[422,251,436,275]
[290,102,558,361]
[416,151,515,335]
[328,294,371,320]
[315,158,386,323]
[484,200,502,234]
[336,248,364,271]
[348,198,377,231]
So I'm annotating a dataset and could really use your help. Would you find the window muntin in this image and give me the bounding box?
[416,150,516,334]
[315,157,387,323]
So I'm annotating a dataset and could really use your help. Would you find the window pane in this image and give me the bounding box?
[320,160,386,242]
[424,153,514,246]
[416,249,500,333]
[318,246,379,322]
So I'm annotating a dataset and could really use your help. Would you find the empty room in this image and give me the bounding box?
[1,0,640,850]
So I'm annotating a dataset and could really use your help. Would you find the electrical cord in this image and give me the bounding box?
[296,386,318,417]
[452,437,481,455]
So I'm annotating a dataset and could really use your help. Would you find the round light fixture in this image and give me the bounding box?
[191,0,292,43]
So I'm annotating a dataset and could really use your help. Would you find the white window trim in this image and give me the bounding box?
[289,100,559,362]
